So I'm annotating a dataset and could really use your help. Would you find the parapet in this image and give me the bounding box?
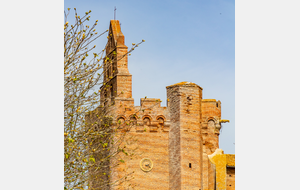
[166,81,203,90]
[139,98,163,109]
[202,99,216,102]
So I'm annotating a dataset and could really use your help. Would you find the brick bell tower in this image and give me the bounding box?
[100,20,133,108]
[99,20,135,189]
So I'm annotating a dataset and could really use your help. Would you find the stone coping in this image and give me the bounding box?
[166,81,203,89]
[202,99,217,102]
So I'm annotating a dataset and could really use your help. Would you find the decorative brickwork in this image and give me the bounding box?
[93,20,234,190]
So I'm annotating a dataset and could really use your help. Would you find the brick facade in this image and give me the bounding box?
[96,20,235,190]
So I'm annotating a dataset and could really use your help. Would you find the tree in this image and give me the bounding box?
[64,8,144,190]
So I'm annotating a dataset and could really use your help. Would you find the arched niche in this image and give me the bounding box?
[142,115,152,125]
[156,117,165,125]
[129,115,137,125]
[116,116,126,128]
[207,120,215,128]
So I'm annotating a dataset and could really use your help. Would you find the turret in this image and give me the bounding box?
[166,81,203,190]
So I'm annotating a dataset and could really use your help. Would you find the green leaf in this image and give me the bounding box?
[89,158,95,163]
[103,143,108,148]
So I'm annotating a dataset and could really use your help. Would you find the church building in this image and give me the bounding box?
[98,20,235,190]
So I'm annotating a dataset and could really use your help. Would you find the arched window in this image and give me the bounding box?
[110,85,114,98]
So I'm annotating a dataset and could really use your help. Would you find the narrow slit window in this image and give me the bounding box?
[189,163,192,168]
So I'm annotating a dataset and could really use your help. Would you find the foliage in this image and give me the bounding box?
[64,8,144,190]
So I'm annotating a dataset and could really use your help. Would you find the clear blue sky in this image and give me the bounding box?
[64,0,235,154]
